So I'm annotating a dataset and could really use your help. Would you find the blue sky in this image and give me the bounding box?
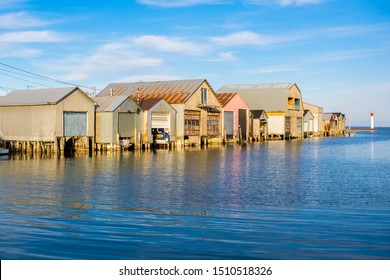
[0,0,389,126]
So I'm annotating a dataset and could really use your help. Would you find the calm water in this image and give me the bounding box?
[1,129,390,260]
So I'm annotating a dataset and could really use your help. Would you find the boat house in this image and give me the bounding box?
[215,92,250,143]
[0,87,95,153]
[136,97,177,147]
[303,102,324,137]
[250,110,269,141]
[94,95,142,150]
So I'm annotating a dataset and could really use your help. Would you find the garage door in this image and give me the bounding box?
[152,113,169,129]
[63,112,87,136]
[224,111,233,136]
[118,113,134,137]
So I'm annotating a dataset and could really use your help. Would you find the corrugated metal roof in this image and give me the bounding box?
[323,113,332,120]
[0,87,78,106]
[218,83,294,91]
[217,83,296,111]
[215,92,237,107]
[135,98,163,111]
[97,79,207,104]
[94,95,130,112]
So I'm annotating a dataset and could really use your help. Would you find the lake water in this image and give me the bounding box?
[1,129,390,260]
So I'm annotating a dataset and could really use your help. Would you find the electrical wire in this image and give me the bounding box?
[0,70,53,88]
[0,61,99,91]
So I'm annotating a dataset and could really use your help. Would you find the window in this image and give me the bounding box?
[294,99,301,111]
[201,88,207,104]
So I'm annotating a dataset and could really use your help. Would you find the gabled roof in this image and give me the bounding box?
[94,95,133,112]
[303,102,323,110]
[0,87,82,106]
[136,98,164,111]
[217,83,298,111]
[251,110,268,119]
[215,92,237,107]
[323,113,332,120]
[97,79,211,104]
[304,109,314,120]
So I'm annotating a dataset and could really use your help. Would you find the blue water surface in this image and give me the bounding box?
[0,129,389,259]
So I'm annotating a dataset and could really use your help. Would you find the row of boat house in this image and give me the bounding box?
[0,79,346,153]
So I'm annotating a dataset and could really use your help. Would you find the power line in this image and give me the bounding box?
[0,61,99,91]
[0,70,53,88]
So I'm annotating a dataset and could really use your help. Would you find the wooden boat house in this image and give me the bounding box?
[250,110,269,141]
[303,109,314,138]
[94,95,143,150]
[0,87,95,154]
[217,83,304,139]
[136,97,177,147]
[303,102,324,137]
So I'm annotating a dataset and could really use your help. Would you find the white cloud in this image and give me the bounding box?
[0,44,41,57]
[137,0,231,7]
[0,12,50,29]
[307,49,383,63]
[116,74,182,83]
[208,51,236,62]
[245,0,323,6]
[0,31,69,43]
[38,41,163,81]
[251,65,303,73]
[133,35,207,55]
[211,31,292,46]
[0,0,26,9]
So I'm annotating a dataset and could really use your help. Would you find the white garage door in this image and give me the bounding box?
[152,113,170,129]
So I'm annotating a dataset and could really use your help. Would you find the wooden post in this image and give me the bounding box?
[238,125,242,145]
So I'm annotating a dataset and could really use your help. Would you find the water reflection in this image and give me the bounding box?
[1,130,390,259]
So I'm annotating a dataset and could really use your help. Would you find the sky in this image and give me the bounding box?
[0,0,389,126]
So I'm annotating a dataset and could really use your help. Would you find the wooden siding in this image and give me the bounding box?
[285,84,304,137]
[184,81,222,138]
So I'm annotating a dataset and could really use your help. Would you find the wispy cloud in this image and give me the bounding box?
[0,31,69,43]
[307,48,384,63]
[0,0,26,9]
[133,35,208,55]
[38,41,163,81]
[0,44,41,58]
[208,51,236,62]
[211,31,294,46]
[116,74,182,83]
[245,0,324,6]
[136,0,231,8]
[0,12,50,29]
[253,65,303,73]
